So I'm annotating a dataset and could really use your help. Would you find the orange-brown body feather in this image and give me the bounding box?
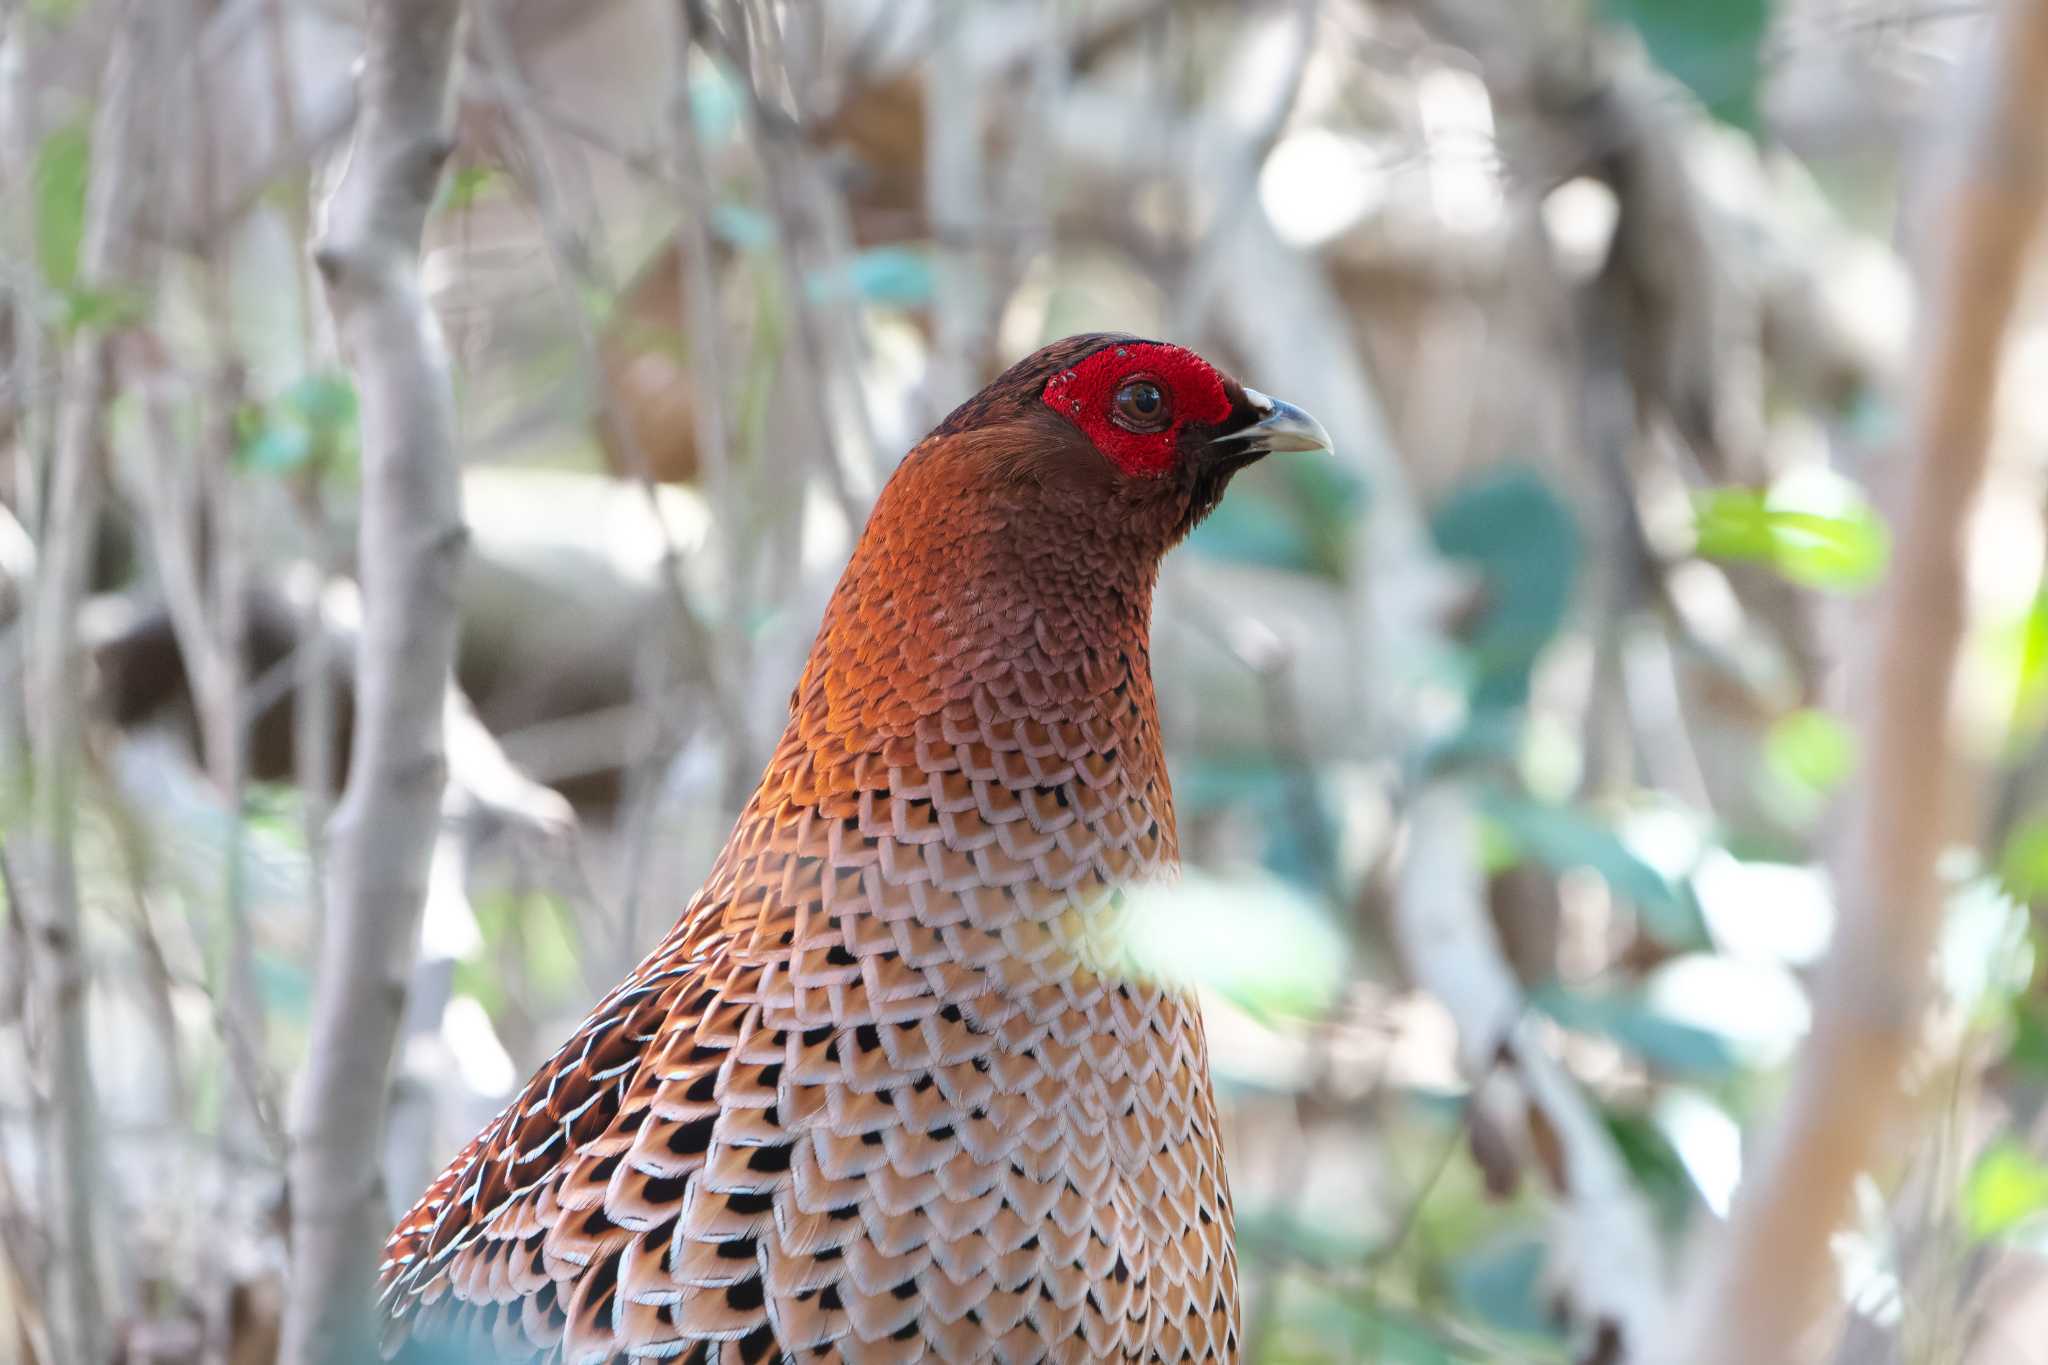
[379,336,1277,1363]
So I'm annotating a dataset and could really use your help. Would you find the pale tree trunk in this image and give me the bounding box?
[280,2,467,1362]
[1664,0,2048,1360]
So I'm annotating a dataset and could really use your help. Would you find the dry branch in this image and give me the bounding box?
[15,9,154,1361]
[280,2,466,1361]
[1665,1,2048,1360]
[1395,783,1667,1358]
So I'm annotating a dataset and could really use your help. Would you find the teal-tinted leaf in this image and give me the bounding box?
[1695,487,1890,591]
[1175,756,1337,893]
[1531,983,1739,1075]
[688,67,742,144]
[283,372,358,433]
[1431,468,1580,713]
[711,202,775,249]
[1964,1140,2048,1240]
[254,953,312,1019]
[238,420,313,474]
[844,246,934,306]
[1190,458,1362,576]
[1480,789,1707,946]
[1451,1235,1553,1341]
[1601,0,1768,130]
[235,373,359,478]
[33,121,88,290]
[1189,481,1318,573]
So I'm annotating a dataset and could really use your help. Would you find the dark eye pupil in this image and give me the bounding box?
[1118,381,1164,423]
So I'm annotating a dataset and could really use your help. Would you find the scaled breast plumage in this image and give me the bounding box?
[379,339,1241,1364]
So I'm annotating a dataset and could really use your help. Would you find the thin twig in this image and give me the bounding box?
[17,7,157,1360]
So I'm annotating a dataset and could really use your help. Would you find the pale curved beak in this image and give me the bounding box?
[1231,387,1333,456]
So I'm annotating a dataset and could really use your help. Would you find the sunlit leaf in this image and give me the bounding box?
[1763,708,1857,797]
[1694,487,1890,591]
[1114,868,1347,1018]
[1601,0,1768,130]
[1964,1140,2048,1240]
[1981,593,2048,747]
[2000,817,2048,904]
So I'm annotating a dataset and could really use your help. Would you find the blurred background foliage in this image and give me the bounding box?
[2,0,2047,1362]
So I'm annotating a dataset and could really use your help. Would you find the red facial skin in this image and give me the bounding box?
[1039,341,1234,478]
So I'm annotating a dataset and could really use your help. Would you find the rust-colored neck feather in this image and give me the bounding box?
[786,422,1177,820]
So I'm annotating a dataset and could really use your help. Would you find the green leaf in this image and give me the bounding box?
[1601,1106,1704,1229]
[1981,593,2048,747]
[437,163,506,215]
[1431,468,1581,713]
[1965,1140,2048,1240]
[34,121,90,290]
[2000,816,2048,904]
[1531,983,1739,1075]
[1601,0,1768,130]
[58,283,147,334]
[2006,994,2048,1076]
[1480,789,1708,947]
[1763,708,1857,797]
[1694,487,1890,592]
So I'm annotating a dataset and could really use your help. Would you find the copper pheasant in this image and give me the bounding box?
[377,334,1332,1363]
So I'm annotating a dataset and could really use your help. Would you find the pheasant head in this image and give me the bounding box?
[379,334,1330,1363]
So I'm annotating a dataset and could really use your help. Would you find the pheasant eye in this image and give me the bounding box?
[1113,379,1170,432]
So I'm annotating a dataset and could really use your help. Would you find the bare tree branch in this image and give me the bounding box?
[1395,782,1667,1359]
[15,7,156,1360]
[280,2,466,1360]
[1666,1,2048,1360]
